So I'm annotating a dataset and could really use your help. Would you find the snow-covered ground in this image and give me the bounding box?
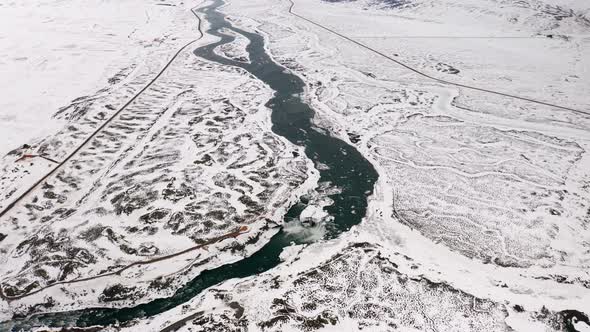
[293,0,590,111]
[118,0,590,330]
[0,0,318,323]
[0,16,321,323]
[0,0,198,157]
[1,0,590,330]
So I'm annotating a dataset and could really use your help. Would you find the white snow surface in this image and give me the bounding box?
[1,0,590,331]
[0,0,198,156]
[121,0,590,330]
[0,0,319,323]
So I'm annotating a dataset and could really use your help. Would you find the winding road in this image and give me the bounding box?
[286,0,588,115]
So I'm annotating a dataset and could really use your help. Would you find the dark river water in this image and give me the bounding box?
[2,1,377,330]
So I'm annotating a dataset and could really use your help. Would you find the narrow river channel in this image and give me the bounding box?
[3,1,377,330]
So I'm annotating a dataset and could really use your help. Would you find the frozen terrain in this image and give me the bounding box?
[118,239,588,331]
[1,0,318,323]
[1,0,589,331]
[0,0,197,156]
[122,0,590,330]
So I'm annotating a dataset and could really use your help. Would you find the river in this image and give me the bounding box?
[3,0,377,330]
